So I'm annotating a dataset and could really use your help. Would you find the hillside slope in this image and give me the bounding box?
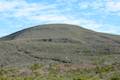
[0,24,120,66]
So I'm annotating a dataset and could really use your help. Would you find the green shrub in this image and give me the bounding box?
[30,63,43,71]
[110,73,120,80]
[95,65,113,74]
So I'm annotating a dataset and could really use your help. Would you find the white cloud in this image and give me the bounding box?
[56,0,79,4]
[97,24,120,34]
[0,1,18,11]
[14,4,57,17]
[31,15,68,21]
[79,0,104,10]
[0,0,57,16]
[79,2,90,9]
[78,0,120,16]
[106,0,120,12]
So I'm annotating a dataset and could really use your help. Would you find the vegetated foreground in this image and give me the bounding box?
[0,62,120,80]
[0,24,120,80]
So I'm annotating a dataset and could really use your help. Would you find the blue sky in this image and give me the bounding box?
[0,0,120,37]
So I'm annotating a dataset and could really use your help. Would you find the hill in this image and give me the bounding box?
[0,24,120,66]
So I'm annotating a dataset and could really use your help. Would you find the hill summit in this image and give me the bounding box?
[2,24,93,40]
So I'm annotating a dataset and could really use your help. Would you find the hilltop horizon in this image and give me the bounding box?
[1,23,120,38]
[0,0,120,37]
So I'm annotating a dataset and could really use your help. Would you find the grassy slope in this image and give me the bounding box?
[0,24,120,67]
